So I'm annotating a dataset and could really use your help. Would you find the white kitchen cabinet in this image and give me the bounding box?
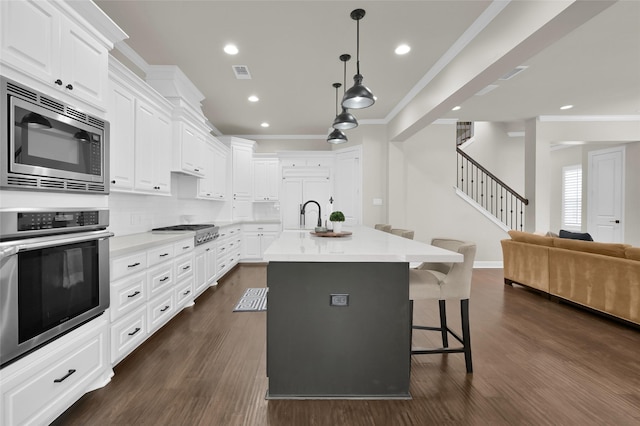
[254,159,279,201]
[0,0,116,110]
[108,80,136,190]
[232,143,254,198]
[194,243,217,297]
[282,177,332,230]
[216,225,242,277]
[173,123,206,177]
[109,236,194,366]
[197,141,216,199]
[0,316,111,426]
[242,223,280,260]
[212,142,229,200]
[134,100,172,194]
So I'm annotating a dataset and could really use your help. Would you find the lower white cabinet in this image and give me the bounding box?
[216,225,242,277]
[0,315,111,426]
[108,235,195,366]
[110,306,147,365]
[242,223,280,260]
[194,243,217,298]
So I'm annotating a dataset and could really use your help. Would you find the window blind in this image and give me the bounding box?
[562,165,582,229]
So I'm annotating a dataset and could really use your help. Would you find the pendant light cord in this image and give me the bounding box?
[356,19,360,75]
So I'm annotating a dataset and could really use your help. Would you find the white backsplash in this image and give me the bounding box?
[108,175,230,236]
[253,202,281,221]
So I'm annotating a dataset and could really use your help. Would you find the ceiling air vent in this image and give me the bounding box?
[499,66,528,81]
[232,65,252,80]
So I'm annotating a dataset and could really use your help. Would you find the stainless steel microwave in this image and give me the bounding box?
[1,77,109,194]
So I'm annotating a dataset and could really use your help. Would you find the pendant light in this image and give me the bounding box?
[342,9,375,110]
[327,83,348,144]
[332,54,358,130]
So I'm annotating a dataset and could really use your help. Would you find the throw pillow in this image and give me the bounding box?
[559,229,593,241]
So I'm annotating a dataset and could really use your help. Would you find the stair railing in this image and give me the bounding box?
[456,147,528,231]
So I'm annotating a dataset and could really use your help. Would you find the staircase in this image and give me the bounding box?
[456,145,528,232]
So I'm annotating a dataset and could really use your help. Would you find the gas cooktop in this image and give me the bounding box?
[152,224,219,246]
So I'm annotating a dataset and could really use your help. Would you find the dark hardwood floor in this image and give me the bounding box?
[53,266,640,425]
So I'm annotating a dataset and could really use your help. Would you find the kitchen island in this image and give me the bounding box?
[263,226,463,399]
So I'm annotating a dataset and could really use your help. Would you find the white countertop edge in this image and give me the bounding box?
[110,231,195,257]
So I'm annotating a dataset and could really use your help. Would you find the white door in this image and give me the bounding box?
[588,146,624,243]
[335,149,362,226]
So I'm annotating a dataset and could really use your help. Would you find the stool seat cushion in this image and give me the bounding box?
[409,269,444,299]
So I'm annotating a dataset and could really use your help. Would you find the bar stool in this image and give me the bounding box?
[374,224,392,232]
[391,228,414,239]
[409,238,476,373]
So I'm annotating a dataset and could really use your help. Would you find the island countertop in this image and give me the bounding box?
[263,225,463,263]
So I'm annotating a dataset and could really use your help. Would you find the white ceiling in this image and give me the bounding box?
[94,0,640,139]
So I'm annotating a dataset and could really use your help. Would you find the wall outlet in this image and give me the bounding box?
[330,294,349,307]
[373,198,383,206]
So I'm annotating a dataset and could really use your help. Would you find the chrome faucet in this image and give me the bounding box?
[300,200,322,228]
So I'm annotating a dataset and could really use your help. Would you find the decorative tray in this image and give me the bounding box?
[310,231,353,238]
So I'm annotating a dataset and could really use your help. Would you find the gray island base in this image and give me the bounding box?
[266,261,411,399]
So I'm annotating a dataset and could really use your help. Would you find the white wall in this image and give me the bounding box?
[388,123,509,262]
[108,174,227,237]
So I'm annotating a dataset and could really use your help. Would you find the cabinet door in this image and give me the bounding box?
[0,0,59,86]
[134,101,156,191]
[194,248,206,294]
[60,18,108,107]
[265,160,280,200]
[205,246,217,286]
[153,112,172,194]
[243,232,262,259]
[198,142,216,198]
[109,81,135,190]
[282,178,303,229]
[213,145,228,199]
[253,161,267,201]
[180,125,202,175]
[232,146,253,198]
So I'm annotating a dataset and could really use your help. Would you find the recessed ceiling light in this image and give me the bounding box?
[224,44,239,55]
[452,106,461,111]
[395,44,410,55]
[260,122,270,128]
[560,104,573,110]
[248,95,259,102]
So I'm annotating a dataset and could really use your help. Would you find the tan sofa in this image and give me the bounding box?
[501,230,640,327]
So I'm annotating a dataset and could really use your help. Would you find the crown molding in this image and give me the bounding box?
[539,115,640,122]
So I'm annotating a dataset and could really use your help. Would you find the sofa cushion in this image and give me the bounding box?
[508,230,554,247]
[559,229,593,241]
[553,238,629,258]
[626,247,640,261]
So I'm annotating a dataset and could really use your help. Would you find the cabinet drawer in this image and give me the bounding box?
[111,251,147,281]
[173,237,194,255]
[147,291,175,333]
[147,244,174,267]
[110,272,146,321]
[175,253,194,282]
[244,223,280,232]
[147,264,173,299]
[2,326,107,426]
[110,306,147,365]
[175,278,194,310]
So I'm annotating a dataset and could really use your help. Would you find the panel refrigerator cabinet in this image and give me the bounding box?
[281,177,331,230]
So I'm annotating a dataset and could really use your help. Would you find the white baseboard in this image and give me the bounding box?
[474,261,503,269]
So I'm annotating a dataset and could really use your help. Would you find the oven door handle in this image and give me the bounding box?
[2,230,114,253]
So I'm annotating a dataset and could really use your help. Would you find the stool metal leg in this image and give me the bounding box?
[460,298,473,373]
[438,299,448,348]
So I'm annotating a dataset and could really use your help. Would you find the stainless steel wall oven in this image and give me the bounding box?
[0,208,112,368]
[1,76,109,194]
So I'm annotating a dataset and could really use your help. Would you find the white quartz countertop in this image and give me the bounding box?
[110,231,195,257]
[263,226,464,263]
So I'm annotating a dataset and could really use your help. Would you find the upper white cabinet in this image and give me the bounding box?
[231,141,254,198]
[108,58,173,195]
[0,0,126,111]
[173,122,206,177]
[108,80,136,191]
[212,142,229,200]
[254,158,279,201]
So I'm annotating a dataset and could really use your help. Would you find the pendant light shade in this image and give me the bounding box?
[327,82,348,144]
[327,128,348,144]
[342,9,375,110]
[333,54,358,130]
